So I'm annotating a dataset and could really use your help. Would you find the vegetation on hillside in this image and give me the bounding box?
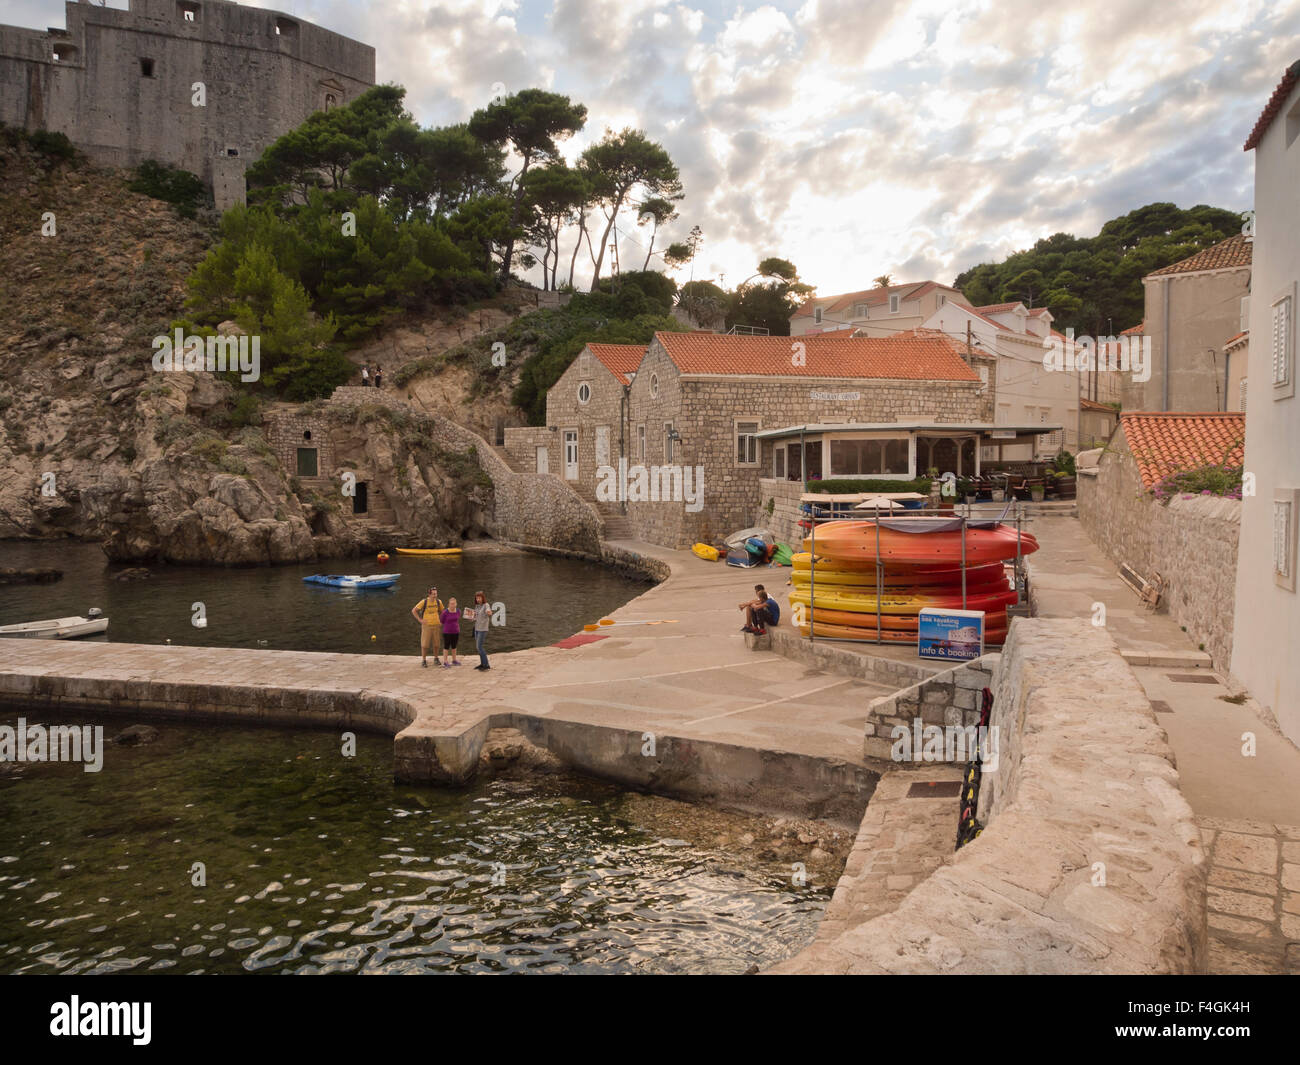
[955,203,1243,335]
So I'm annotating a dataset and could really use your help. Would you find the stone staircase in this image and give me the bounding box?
[595,502,633,541]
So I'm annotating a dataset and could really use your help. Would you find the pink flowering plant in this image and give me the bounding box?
[1150,462,1244,504]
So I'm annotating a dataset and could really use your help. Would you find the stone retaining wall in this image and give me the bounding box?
[767,628,940,690]
[757,477,804,545]
[1079,446,1239,668]
[862,655,997,761]
[772,618,1207,974]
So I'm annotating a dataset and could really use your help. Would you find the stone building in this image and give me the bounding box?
[0,0,375,210]
[1123,235,1253,412]
[622,331,990,547]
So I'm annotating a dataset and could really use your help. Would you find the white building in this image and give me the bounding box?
[1232,59,1300,745]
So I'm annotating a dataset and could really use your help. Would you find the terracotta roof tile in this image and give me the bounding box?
[1080,398,1118,413]
[585,342,644,384]
[652,331,980,381]
[1120,412,1245,489]
[792,280,958,318]
[1224,330,1249,350]
[975,302,1027,315]
[1244,59,1300,150]
[1146,234,1252,278]
[1120,322,1145,335]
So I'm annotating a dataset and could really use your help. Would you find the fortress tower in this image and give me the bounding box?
[0,0,375,209]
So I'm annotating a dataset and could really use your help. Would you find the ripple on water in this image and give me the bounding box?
[0,715,837,975]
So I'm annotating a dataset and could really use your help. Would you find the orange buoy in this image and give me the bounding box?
[377,552,390,562]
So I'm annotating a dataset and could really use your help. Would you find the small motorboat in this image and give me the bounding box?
[302,574,400,589]
[0,613,110,639]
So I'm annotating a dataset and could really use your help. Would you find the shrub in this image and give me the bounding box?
[805,477,932,495]
[25,129,76,163]
[128,160,208,218]
[1150,462,1243,503]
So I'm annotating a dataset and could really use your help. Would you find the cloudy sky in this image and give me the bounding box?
[16,0,1300,295]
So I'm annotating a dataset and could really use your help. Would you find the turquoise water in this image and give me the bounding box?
[0,714,832,974]
[0,541,648,655]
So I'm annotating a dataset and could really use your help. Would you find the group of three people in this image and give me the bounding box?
[410,586,492,669]
[360,363,384,388]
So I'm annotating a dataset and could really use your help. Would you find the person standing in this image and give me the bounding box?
[374,364,384,389]
[440,597,462,667]
[361,364,371,387]
[472,591,491,670]
[410,586,444,668]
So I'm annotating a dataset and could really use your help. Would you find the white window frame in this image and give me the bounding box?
[1274,489,1298,592]
[774,445,786,480]
[889,294,900,314]
[577,381,591,405]
[637,424,646,461]
[1240,377,1248,412]
[735,418,760,467]
[649,372,659,398]
[664,421,674,463]
[1272,288,1295,399]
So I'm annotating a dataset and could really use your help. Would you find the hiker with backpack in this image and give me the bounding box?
[410,586,444,668]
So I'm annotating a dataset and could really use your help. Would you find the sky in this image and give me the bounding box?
[13,0,1300,297]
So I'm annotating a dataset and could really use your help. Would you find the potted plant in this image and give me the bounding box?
[1029,480,1046,502]
[957,477,977,504]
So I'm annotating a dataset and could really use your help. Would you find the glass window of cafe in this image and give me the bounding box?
[829,437,909,477]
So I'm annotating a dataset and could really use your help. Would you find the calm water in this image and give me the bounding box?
[0,715,830,974]
[0,541,649,655]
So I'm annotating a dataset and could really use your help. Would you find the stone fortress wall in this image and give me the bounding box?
[0,0,375,209]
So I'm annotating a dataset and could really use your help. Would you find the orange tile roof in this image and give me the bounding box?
[895,326,996,359]
[1080,398,1118,413]
[1120,412,1245,489]
[975,302,1027,315]
[1027,307,1051,318]
[1244,59,1300,150]
[652,331,980,381]
[585,342,644,384]
[1224,330,1249,350]
[1147,234,1252,277]
[1120,322,1144,335]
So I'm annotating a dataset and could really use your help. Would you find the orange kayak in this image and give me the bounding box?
[802,522,1038,566]
[790,564,1011,590]
[796,606,1009,631]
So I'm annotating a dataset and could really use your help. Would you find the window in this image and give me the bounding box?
[889,294,900,314]
[1241,295,1250,332]
[664,422,675,462]
[577,382,591,405]
[939,294,947,307]
[1274,490,1298,592]
[224,146,239,157]
[978,365,989,387]
[829,438,909,476]
[52,45,77,62]
[1240,378,1248,412]
[637,424,646,461]
[735,420,759,465]
[1272,293,1294,398]
[178,2,200,21]
[774,446,786,479]
[853,303,868,317]
[140,57,155,77]
[649,373,659,398]
[814,307,823,324]
[275,17,298,37]
[324,93,337,111]
[997,402,1011,425]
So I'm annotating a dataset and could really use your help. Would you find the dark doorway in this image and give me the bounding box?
[353,482,368,515]
[296,447,318,477]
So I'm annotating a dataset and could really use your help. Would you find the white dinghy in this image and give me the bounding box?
[0,612,109,639]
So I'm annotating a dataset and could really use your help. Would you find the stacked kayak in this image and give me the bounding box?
[792,520,1034,645]
[396,548,462,557]
[303,574,400,589]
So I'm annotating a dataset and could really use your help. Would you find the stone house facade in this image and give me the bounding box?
[1123,235,1253,412]
[622,331,984,547]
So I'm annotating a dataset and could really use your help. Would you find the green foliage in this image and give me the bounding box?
[1151,462,1243,503]
[955,203,1243,334]
[805,478,933,494]
[508,288,687,423]
[724,258,814,336]
[128,160,208,218]
[1050,449,1076,475]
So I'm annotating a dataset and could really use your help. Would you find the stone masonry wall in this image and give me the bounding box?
[502,426,551,473]
[758,477,804,545]
[1079,431,1240,668]
[862,655,997,762]
[773,619,1207,974]
[543,351,629,496]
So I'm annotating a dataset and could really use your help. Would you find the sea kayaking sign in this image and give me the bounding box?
[917,608,985,662]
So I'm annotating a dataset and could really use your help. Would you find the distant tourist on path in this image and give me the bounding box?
[361,364,371,386]
[411,586,444,668]
[472,591,491,670]
[739,585,779,634]
[374,364,383,389]
[440,597,462,667]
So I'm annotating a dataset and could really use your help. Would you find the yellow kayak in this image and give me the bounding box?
[790,585,1019,615]
[692,543,720,562]
[395,548,463,556]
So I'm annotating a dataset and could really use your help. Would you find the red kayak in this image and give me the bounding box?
[802,521,1038,566]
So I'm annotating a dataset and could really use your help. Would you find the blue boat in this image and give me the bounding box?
[302,574,400,589]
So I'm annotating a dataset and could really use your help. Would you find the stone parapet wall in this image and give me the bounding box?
[502,426,552,473]
[1078,443,1240,668]
[757,477,804,545]
[862,655,997,761]
[767,628,941,690]
[772,619,1207,974]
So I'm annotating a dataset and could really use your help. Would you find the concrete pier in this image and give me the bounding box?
[0,541,890,823]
